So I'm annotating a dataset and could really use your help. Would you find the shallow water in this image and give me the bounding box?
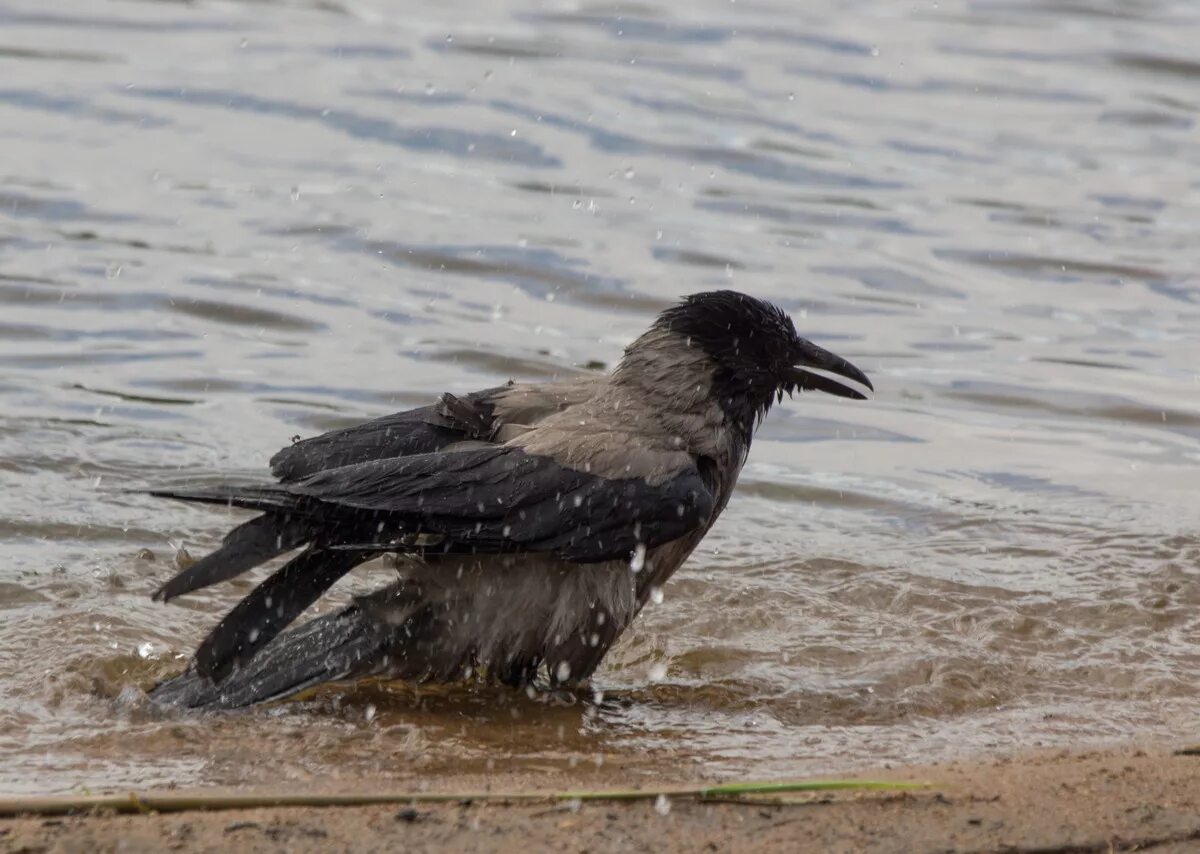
[1,0,1199,794]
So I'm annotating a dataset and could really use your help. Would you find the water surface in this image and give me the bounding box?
[1,0,1199,793]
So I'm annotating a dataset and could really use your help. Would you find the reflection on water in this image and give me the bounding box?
[1,0,1198,793]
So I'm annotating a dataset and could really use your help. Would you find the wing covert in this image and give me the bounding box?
[269,386,509,482]
[291,446,714,563]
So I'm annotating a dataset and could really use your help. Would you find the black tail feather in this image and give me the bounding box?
[147,483,301,513]
[150,605,386,709]
[152,513,312,603]
[195,547,367,682]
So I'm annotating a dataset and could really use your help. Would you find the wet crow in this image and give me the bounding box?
[148,290,872,708]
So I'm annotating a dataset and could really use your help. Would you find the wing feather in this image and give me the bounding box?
[288,446,713,563]
[268,386,511,481]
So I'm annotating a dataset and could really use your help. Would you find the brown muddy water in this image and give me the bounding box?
[1,0,1199,795]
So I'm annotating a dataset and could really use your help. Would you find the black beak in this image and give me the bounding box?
[785,340,874,401]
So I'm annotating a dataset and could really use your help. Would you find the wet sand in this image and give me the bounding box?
[3,743,1198,853]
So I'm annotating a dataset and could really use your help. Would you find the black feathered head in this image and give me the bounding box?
[653,290,873,434]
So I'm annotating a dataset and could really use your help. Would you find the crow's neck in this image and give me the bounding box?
[612,329,754,458]
[613,328,713,409]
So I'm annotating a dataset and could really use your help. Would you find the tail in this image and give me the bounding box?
[147,483,301,513]
[148,486,370,683]
[193,546,365,682]
[152,512,312,603]
[149,604,389,710]
[149,482,311,605]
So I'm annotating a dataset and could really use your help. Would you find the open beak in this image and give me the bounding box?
[785,340,874,401]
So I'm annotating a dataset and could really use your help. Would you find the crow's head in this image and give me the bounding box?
[652,290,873,432]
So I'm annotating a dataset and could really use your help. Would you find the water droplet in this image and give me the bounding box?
[649,586,664,605]
[555,660,571,681]
[654,794,671,816]
[649,661,667,682]
[629,543,646,573]
[365,703,376,722]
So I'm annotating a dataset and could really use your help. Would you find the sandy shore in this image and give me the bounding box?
[3,743,1198,853]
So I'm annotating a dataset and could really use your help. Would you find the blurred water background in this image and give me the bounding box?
[1,0,1198,793]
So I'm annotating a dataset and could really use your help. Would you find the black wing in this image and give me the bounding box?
[172,446,714,564]
[294,446,715,562]
[269,386,508,482]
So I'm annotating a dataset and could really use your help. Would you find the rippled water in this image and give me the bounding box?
[1,0,1199,794]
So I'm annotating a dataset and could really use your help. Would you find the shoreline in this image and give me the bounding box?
[3,742,1197,852]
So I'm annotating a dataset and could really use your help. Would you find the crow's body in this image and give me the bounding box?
[149,291,871,708]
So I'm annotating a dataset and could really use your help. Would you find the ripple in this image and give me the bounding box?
[815,265,965,299]
[936,249,1170,285]
[1113,52,1200,79]
[350,239,631,304]
[166,297,325,333]
[129,88,562,167]
[0,191,142,224]
[0,45,116,63]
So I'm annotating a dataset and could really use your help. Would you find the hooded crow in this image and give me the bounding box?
[147,290,872,709]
